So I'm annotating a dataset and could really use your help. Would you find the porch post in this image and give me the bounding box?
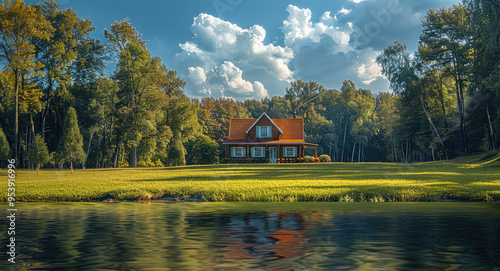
[226,145,230,158]
[246,145,250,158]
[315,147,318,158]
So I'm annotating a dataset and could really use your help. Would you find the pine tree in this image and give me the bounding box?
[28,135,50,174]
[57,107,86,173]
[0,127,10,167]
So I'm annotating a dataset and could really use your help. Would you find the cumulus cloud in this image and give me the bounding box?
[173,1,457,99]
[188,67,206,85]
[174,13,292,99]
[283,5,354,54]
[357,52,384,85]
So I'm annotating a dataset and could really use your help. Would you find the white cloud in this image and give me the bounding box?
[188,67,206,85]
[174,13,293,99]
[356,52,384,85]
[217,61,269,99]
[283,5,354,54]
[252,81,268,100]
[350,0,366,3]
[337,8,351,16]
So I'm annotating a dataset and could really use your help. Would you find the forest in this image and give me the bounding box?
[0,0,499,169]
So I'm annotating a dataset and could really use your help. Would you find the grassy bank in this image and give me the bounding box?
[2,153,499,202]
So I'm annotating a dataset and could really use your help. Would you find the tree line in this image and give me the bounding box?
[0,0,498,170]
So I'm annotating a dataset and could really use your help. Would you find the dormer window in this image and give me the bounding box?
[256,126,271,138]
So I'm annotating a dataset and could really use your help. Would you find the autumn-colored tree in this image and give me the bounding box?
[0,0,54,164]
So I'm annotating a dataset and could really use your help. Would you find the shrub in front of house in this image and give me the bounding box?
[304,156,315,163]
[319,154,331,162]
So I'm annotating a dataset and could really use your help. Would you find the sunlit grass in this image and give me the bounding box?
[1,153,499,202]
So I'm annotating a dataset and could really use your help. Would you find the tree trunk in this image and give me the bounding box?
[341,120,348,162]
[100,125,106,168]
[401,143,406,163]
[70,153,74,173]
[113,145,119,168]
[30,115,36,142]
[41,79,53,140]
[393,139,397,162]
[351,138,357,163]
[130,145,137,167]
[486,105,496,150]
[358,142,361,162]
[14,70,19,166]
[420,95,447,158]
[406,139,409,163]
[37,163,40,174]
[362,145,365,162]
[84,132,94,169]
[96,137,101,168]
[26,121,29,169]
[453,55,467,154]
[431,144,435,161]
[458,76,467,154]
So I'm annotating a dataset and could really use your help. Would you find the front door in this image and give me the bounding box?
[269,147,277,163]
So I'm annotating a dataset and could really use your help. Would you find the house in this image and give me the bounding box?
[223,112,318,163]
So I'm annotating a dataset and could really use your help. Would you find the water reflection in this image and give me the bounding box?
[0,203,499,270]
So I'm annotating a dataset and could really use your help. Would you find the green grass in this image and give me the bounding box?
[2,153,499,202]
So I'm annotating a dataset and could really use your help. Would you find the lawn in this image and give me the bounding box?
[2,153,500,202]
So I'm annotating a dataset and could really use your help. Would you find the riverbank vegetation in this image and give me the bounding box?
[1,152,498,202]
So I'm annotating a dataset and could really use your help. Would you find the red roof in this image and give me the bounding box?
[225,115,305,144]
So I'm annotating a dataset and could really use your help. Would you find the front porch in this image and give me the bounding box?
[224,144,318,163]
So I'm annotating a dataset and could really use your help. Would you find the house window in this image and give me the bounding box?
[283,147,297,157]
[256,126,271,138]
[251,147,265,158]
[231,147,246,158]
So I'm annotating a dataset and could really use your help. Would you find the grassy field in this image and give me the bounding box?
[2,152,499,202]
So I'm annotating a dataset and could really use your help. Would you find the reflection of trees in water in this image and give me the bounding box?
[10,204,500,270]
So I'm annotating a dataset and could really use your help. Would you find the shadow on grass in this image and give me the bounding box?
[127,163,499,184]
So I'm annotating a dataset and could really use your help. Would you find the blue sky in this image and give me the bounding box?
[29,0,459,100]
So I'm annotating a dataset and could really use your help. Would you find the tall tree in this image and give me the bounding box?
[113,41,170,167]
[57,107,85,173]
[0,0,54,165]
[378,41,447,161]
[419,4,472,153]
[34,0,101,143]
[167,131,185,167]
[0,127,10,167]
[466,0,500,150]
[28,134,50,174]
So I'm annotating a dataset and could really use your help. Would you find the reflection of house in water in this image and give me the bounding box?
[216,212,320,264]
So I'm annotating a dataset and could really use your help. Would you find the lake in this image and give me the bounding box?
[1,202,499,270]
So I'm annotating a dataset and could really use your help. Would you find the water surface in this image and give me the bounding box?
[1,202,499,270]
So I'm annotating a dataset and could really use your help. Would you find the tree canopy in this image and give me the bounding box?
[0,0,498,169]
